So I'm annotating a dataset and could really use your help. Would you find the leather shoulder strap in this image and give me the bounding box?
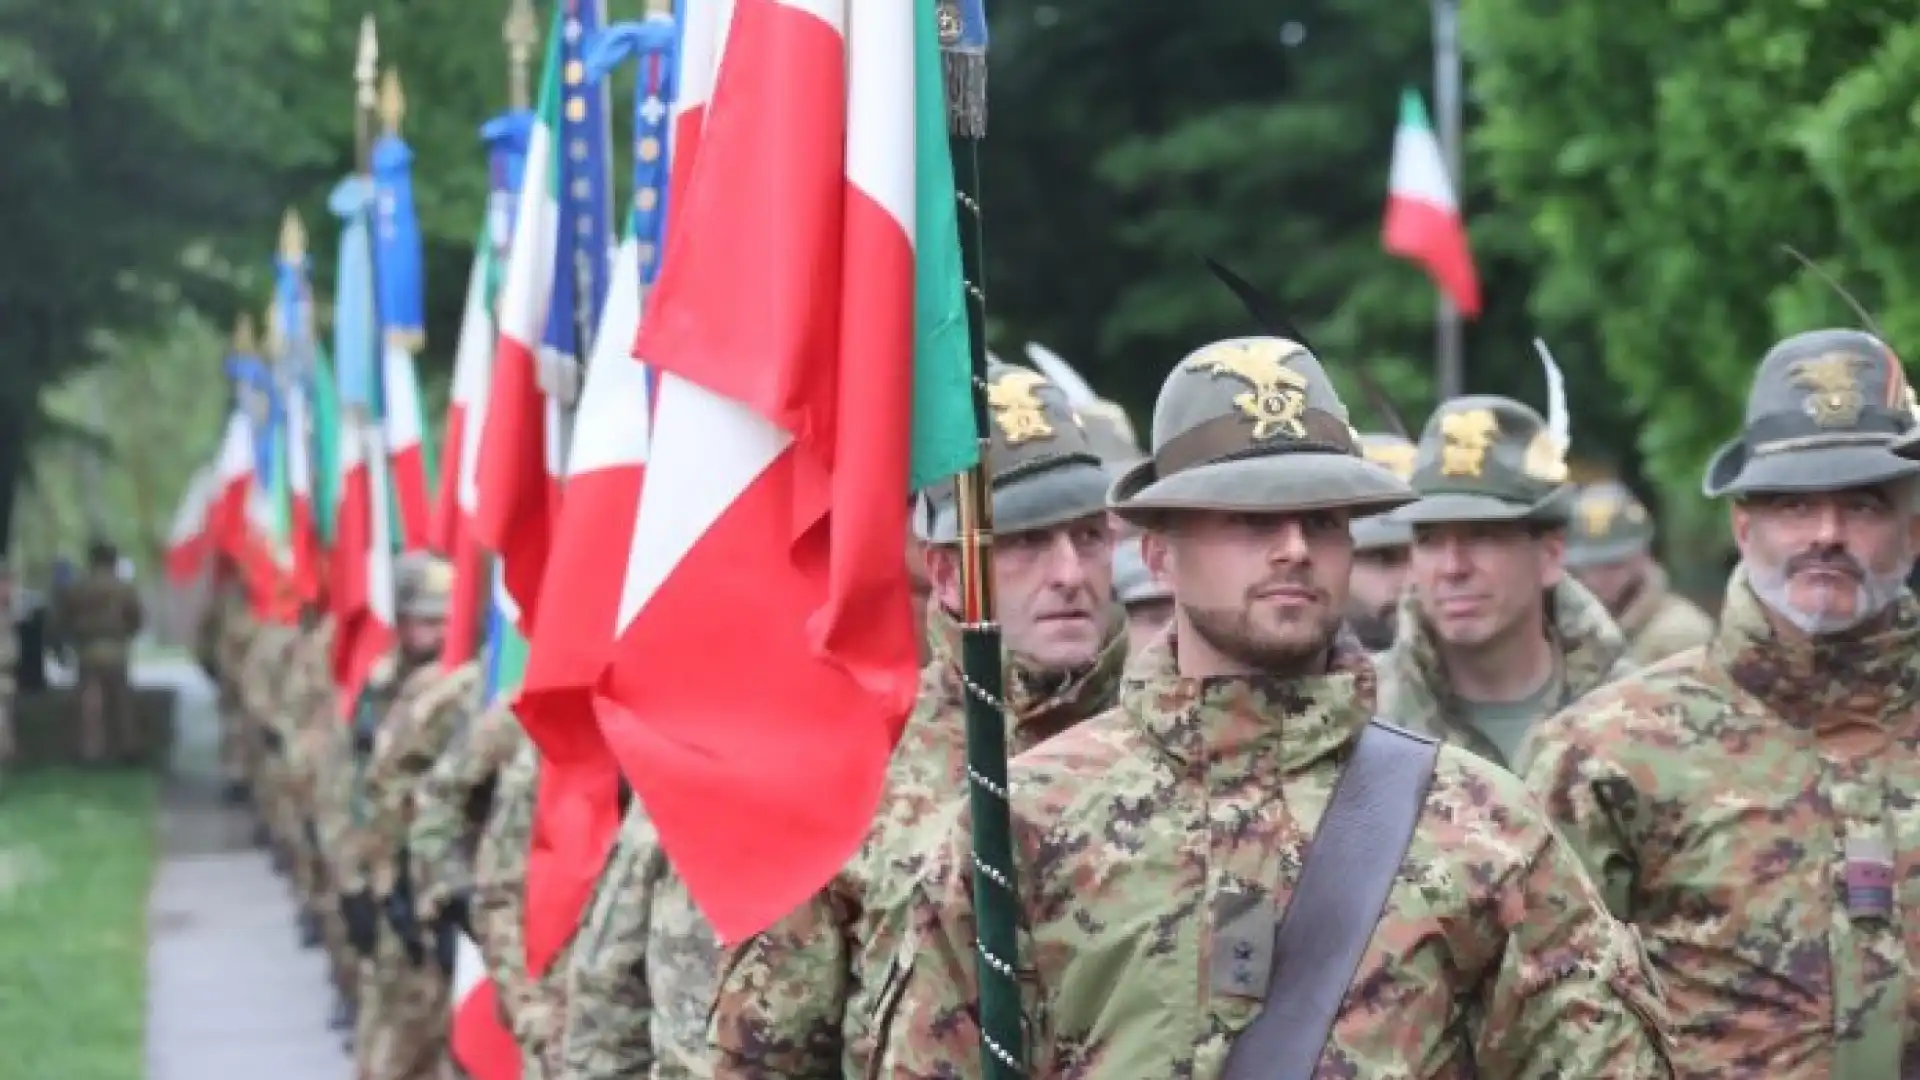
[1221,719,1441,1080]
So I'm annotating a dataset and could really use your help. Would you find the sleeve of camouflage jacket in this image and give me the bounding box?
[1515,705,1646,920]
[477,739,541,1043]
[559,805,657,1079]
[708,889,854,1079]
[409,701,517,915]
[314,725,367,893]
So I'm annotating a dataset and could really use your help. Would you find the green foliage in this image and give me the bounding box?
[977,0,1644,485]
[0,770,158,1080]
[1462,0,1906,520]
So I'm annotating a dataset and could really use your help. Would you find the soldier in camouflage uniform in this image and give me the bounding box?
[1347,432,1418,650]
[1565,480,1714,666]
[284,607,356,1018]
[1374,397,1633,767]
[560,792,716,1080]
[704,361,1126,1079]
[53,539,144,764]
[238,615,303,872]
[1112,535,1171,656]
[875,335,1671,1078]
[410,697,555,1077]
[195,562,252,802]
[321,552,456,1080]
[1523,329,1920,1078]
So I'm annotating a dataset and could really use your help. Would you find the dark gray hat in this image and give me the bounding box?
[1112,535,1170,607]
[1705,329,1920,497]
[1352,432,1417,551]
[1108,337,1414,524]
[1565,480,1655,568]
[1389,396,1573,527]
[915,361,1111,544]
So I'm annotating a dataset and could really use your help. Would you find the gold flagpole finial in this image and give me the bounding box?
[278,209,307,262]
[378,67,406,134]
[355,15,380,107]
[503,0,538,110]
[233,313,258,354]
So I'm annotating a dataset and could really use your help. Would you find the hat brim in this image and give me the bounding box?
[919,460,1112,544]
[1108,453,1414,527]
[1351,517,1413,552]
[1703,438,1920,499]
[1564,536,1650,569]
[1388,485,1573,527]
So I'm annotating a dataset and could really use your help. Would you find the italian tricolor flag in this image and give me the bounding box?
[596,0,976,943]
[1383,88,1481,318]
[473,26,564,635]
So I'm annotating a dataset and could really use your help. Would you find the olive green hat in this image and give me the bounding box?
[1112,535,1170,607]
[1388,395,1573,526]
[915,360,1111,544]
[1351,432,1418,551]
[395,551,454,620]
[1564,480,1655,568]
[1108,337,1414,524]
[1708,329,1920,496]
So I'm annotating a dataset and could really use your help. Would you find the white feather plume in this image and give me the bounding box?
[1533,337,1570,452]
[1023,341,1101,408]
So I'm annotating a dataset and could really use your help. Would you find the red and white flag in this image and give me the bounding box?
[330,414,397,717]
[597,0,934,942]
[1383,88,1481,317]
[384,343,433,551]
[517,229,652,973]
[164,464,218,586]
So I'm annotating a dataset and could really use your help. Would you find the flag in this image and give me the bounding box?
[383,342,433,551]
[474,0,614,635]
[330,174,399,716]
[1382,88,1481,318]
[596,0,977,942]
[432,236,493,554]
[165,464,218,585]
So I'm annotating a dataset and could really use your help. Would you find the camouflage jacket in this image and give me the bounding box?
[54,567,142,661]
[709,608,1128,1079]
[410,699,524,916]
[212,595,258,704]
[1376,577,1635,768]
[360,660,484,894]
[1519,568,1920,1078]
[1614,565,1715,668]
[873,632,1672,1079]
[562,796,723,1080]
[284,618,336,801]
[317,650,426,892]
[238,622,300,739]
[477,732,549,1056]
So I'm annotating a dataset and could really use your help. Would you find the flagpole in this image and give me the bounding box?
[1431,0,1464,400]
[938,2,1024,1077]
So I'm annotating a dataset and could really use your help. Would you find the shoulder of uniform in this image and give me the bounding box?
[1527,648,1717,758]
[413,662,482,716]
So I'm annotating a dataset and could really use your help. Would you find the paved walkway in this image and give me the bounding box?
[142,658,350,1080]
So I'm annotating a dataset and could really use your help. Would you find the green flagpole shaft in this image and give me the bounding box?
[941,4,1024,1075]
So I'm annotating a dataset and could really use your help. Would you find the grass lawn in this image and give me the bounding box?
[0,769,158,1080]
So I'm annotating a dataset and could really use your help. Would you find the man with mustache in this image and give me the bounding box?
[1565,480,1714,665]
[691,361,1127,1079]
[1347,432,1418,649]
[1522,328,1920,1077]
[1375,396,1634,768]
[872,336,1668,1078]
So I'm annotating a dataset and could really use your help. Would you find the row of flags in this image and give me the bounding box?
[159,3,1482,1072]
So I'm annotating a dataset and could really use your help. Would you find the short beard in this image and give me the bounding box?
[1182,600,1338,678]
[1748,554,1907,636]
